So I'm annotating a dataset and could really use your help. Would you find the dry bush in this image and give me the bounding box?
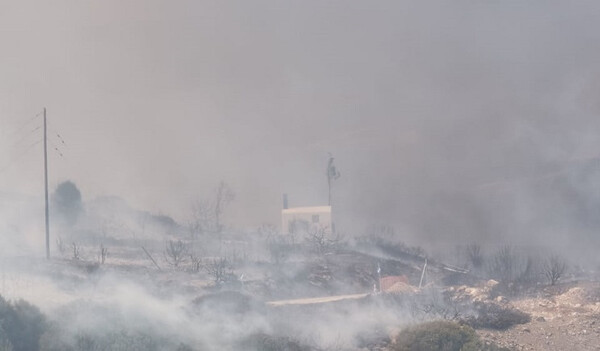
[486,246,538,289]
[204,257,234,285]
[463,302,530,330]
[305,227,344,256]
[189,254,202,273]
[192,291,265,315]
[237,333,312,351]
[465,244,483,269]
[356,234,426,260]
[267,235,294,265]
[407,288,462,322]
[164,240,189,267]
[543,254,567,286]
[71,331,162,351]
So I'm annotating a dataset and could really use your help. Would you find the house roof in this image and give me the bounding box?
[282,206,331,214]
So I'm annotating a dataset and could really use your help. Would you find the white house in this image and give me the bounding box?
[281,205,332,234]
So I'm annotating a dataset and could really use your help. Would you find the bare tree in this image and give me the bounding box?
[98,244,108,264]
[164,240,189,267]
[487,245,517,283]
[205,257,232,285]
[543,254,567,286]
[214,181,235,233]
[487,245,538,289]
[188,198,213,238]
[189,253,202,273]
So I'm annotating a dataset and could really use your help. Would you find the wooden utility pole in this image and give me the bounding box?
[419,258,427,289]
[43,108,50,259]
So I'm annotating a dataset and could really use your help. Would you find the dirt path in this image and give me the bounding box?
[267,293,369,306]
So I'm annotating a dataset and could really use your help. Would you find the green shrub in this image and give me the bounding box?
[392,321,509,351]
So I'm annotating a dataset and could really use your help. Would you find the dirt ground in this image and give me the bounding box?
[478,281,600,351]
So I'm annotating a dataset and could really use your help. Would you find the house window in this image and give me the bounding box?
[312,215,319,223]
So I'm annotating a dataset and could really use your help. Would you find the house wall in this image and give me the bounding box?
[281,206,332,234]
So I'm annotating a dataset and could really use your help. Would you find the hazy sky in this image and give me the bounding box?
[2,1,600,249]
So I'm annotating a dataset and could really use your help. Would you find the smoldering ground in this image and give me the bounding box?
[0,236,435,351]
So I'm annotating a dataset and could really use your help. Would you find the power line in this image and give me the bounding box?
[10,125,42,149]
[0,138,42,174]
[6,112,43,138]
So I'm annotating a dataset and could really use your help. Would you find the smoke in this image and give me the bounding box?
[2,2,600,349]
[0,249,420,350]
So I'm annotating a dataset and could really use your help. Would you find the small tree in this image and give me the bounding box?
[164,240,189,267]
[543,254,567,286]
[305,227,344,257]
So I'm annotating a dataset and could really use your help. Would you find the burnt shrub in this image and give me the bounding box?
[42,330,168,351]
[0,295,46,351]
[464,302,530,330]
[192,291,266,315]
[392,321,509,351]
[81,330,161,351]
[237,333,313,351]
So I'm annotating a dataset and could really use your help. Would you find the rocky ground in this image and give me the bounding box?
[476,281,600,351]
